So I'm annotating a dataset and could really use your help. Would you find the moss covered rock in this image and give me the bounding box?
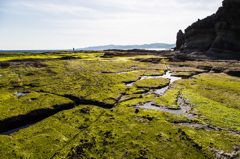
[134,78,170,88]
[0,51,239,158]
[153,89,180,109]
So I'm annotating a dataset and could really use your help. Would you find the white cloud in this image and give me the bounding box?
[0,0,221,49]
[11,1,99,17]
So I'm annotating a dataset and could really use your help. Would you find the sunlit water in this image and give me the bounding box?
[129,71,196,119]
[15,92,29,97]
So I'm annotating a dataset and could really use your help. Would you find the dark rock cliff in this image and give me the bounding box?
[176,0,240,58]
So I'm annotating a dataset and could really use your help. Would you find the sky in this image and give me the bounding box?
[0,0,221,50]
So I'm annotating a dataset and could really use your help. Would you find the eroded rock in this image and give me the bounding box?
[176,0,240,59]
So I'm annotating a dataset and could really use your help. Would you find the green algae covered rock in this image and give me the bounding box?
[1,105,240,159]
[0,91,74,121]
[134,78,170,88]
[0,51,240,159]
[153,89,180,109]
[176,73,240,131]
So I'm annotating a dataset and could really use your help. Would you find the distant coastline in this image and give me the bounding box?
[78,43,175,51]
[0,43,175,53]
[0,48,172,53]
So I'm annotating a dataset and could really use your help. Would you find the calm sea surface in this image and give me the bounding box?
[0,48,172,53]
[0,50,67,53]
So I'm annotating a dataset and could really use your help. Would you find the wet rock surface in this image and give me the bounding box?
[125,71,197,119]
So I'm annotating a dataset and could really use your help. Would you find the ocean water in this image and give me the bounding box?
[0,50,68,53]
[0,48,172,53]
[144,48,173,51]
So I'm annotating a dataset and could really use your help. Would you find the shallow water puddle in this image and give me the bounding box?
[134,71,181,96]
[131,71,196,119]
[140,71,181,84]
[116,71,128,74]
[154,86,169,96]
[126,82,135,87]
[15,92,29,97]
[125,71,181,88]
[135,98,196,119]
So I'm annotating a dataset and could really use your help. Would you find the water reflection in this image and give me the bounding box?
[130,71,196,119]
[135,98,196,119]
[15,92,29,97]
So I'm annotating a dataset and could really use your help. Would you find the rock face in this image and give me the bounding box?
[176,30,185,51]
[176,0,240,58]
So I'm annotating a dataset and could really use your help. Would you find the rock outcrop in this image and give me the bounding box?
[176,0,240,58]
[176,30,185,51]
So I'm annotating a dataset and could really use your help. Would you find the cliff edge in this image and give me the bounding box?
[176,0,240,59]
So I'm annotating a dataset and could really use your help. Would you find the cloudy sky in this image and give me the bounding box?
[0,0,221,50]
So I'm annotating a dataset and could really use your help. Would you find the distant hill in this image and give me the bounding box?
[77,43,175,51]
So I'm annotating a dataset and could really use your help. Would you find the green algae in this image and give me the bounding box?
[119,94,142,102]
[134,77,170,88]
[0,51,239,158]
[119,94,156,107]
[175,73,240,131]
[0,53,168,118]
[125,86,147,95]
[153,89,180,109]
[137,62,167,70]
[0,52,104,61]
[182,90,240,131]
[180,126,240,154]
[0,90,73,121]
[0,57,142,106]
[1,104,239,158]
[0,105,206,158]
[142,69,165,76]
[170,71,193,77]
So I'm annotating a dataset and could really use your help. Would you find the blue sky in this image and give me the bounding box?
[0,0,220,50]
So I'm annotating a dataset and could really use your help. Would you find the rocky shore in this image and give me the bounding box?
[0,0,239,158]
[0,51,239,158]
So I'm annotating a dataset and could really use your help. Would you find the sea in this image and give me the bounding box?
[144,48,173,51]
[0,50,68,53]
[0,48,172,53]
